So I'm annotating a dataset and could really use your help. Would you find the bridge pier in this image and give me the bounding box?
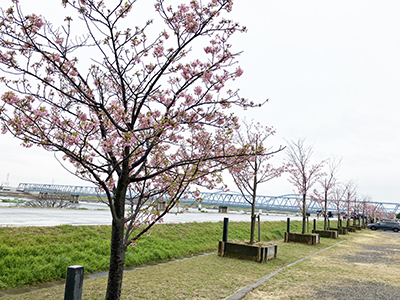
[70,195,79,203]
[157,201,165,211]
[38,192,48,199]
[219,206,228,213]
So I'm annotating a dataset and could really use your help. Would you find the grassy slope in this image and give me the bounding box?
[0,219,334,290]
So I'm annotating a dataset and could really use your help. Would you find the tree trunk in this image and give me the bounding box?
[105,219,126,300]
[250,159,258,245]
[302,193,306,234]
[361,206,364,226]
[324,191,328,230]
[105,187,127,300]
[250,196,256,244]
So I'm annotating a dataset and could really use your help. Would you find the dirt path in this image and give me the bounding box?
[244,230,400,299]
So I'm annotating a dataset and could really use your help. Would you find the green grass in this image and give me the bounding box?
[1,199,24,203]
[10,232,353,300]
[0,219,332,290]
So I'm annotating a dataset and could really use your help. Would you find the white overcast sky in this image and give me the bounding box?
[1,0,399,204]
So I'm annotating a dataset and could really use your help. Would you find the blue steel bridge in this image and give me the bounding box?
[16,183,400,215]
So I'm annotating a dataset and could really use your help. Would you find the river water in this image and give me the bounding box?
[0,198,303,226]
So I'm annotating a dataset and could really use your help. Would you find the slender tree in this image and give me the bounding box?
[375,206,386,220]
[229,120,285,244]
[365,202,379,221]
[286,138,325,234]
[352,194,363,226]
[365,202,378,221]
[331,184,347,227]
[360,195,372,225]
[313,157,341,230]
[0,1,255,298]
[343,180,357,226]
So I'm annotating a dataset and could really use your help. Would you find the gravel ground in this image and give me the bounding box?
[314,280,400,300]
[314,231,400,300]
[244,230,400,300]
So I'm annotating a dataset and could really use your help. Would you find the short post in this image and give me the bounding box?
[286,217,290,233]
[328,219,330,230]
[222,217,229,242]
[64,265,84,300]
[257,214,261,242]
[313,219,316,231]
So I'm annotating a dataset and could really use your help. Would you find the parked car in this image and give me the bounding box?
[367,221,400,232]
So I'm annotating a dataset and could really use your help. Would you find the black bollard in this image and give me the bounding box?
[64,265,84,300]
[287,217,290,233]
[222,217,229,242]
[313,219,316,231]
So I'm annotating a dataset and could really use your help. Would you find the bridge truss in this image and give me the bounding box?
[17,183,400,215]
[17,183,100,196]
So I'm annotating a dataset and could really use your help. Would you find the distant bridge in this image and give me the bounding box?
[17,183,400,215]
[17,183,101,196]
[194,191,400,215]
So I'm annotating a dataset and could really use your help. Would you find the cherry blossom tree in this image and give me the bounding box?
[352,194,364,226]
[386,211,395,219]
[286,138,325,234]
[364,201,379,221]
[342,180,357,226]
[310,194,325,217]
[360,195,372,225]
[0,1,255,298]
[331,184,347,226]
[229,120,285,244]
[374,206,386,220]
[312,157,341,230]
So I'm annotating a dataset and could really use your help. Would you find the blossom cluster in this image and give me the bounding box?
[23,14,44,35]
[0,0,255,249]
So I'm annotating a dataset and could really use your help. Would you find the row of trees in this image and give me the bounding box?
[0,1,382,299]
[229,132,383,238]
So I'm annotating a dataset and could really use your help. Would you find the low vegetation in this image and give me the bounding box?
[3,224,351,300]
[1,199,25,203]
[0,219,335,290]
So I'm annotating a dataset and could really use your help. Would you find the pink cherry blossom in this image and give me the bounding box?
[0,1,257,298]
[55,37,64,45]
